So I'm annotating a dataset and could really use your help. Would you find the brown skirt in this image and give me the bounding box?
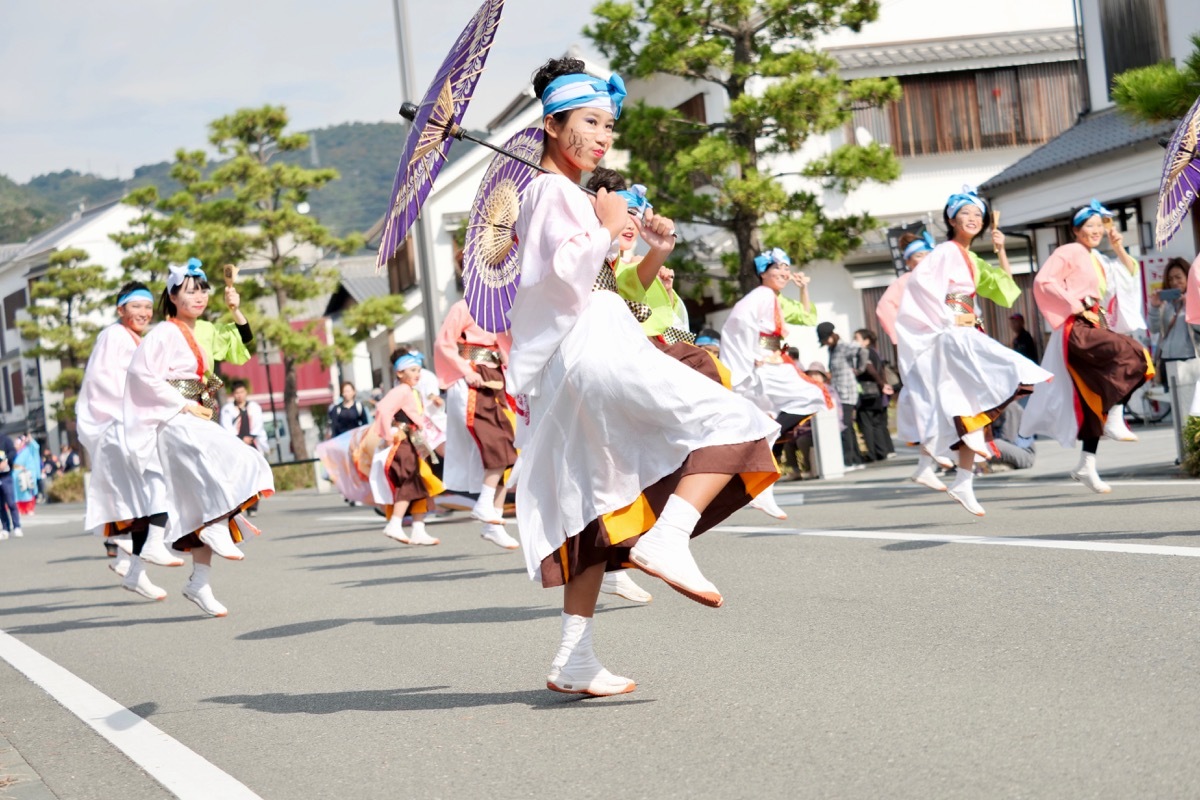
[951,387,1035,449]
[537,438,778,588]
[650,338,727,386]
[387,438,430,503]
[467,364,518,470]
[1065,317,1152,440]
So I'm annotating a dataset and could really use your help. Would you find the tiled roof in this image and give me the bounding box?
[830,28,1078,77]
[980,107,1179,191]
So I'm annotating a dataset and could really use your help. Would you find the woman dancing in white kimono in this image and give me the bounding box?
[507,58,779,696]
[721,247,832,515]
[895,188,1051,516]
[124,260,275,617]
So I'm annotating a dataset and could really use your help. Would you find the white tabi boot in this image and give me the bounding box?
[109,548,132,578]
[121,555,167,601]
[748,482,787,520]
[140,523,184,567]
[600,569,653,604]
[199,522,244,561]
[546,613,636,696]
[481,522,519,550]
[469,484,504,524]
[182,563,228,617]
[11,527,22,538]
[407,519,440,546]
[946,468,985,517]
[1103,405,1138,442]
[629,495,722,607]
[1070,451,1111,493]
[383,512,410,543]
[910,453,948,492]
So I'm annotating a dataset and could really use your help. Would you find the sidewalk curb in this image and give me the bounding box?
[0,735,56,800]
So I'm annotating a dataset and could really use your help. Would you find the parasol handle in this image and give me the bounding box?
[399,101,598,196]
[398,103,678,236]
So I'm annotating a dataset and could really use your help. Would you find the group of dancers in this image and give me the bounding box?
[71,54,1164,696]
[78,259,274,617]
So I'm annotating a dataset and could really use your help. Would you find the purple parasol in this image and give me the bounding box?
[461,128,544,332]
[1156,93,1200,250]
[376,0,504,270]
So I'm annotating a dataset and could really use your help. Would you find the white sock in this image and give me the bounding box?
[411,519,426,537]
[916,453,933,470]
[950,468,973,489]
[655,494,701,537]
[477,483,496,505]
[191,562,211,585]
[1078,452,1097,472]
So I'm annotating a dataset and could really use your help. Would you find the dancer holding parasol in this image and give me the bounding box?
[504,57,779,696]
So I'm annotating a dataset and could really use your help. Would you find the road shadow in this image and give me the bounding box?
[302,553,472,571]
[0,584,120,599]
[46,555,101,565]
[0,599,150,617]
[337,567,528,589]
[237,605,632,641]
[4,615,209,635]
[204,685,652,713]
[880,540,949,552]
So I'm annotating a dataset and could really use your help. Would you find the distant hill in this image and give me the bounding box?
[0,121,414,244]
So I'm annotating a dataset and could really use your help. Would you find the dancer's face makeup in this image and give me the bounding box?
[951,205,983,240]
[546,108,614,173]
[118,298,153,333]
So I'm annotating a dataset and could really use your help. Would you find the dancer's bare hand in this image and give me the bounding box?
[593,188,630,240]
[224,285,240,313]
[790,272,810,289]
[640,209,676,252]
[185,404,213,420]
[954,312,977,327]
[463,370,483,388]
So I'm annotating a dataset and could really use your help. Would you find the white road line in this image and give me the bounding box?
[773,479,1194,492]
[714,525,1200,558]
[0,630,262,800]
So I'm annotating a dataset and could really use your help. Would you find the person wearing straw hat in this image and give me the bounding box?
[433,299,520,551]
[123,259,274,617]
[505,56,780,697]
[1019,203,1155,492]
[895,188,1051,516]
[721,246,833,516]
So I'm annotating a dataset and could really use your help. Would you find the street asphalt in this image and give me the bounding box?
[1,425,1198,799]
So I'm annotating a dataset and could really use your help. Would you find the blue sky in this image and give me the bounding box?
[0,0,1074,184]
[0,0,598,182]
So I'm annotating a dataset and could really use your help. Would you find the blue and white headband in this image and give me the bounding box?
[945,185,987,219]
[1072,199,1114,227]
[694,334,719,347]
[616,184,652,220]
[754,247,792,275]
[541,72,626,120]
[394,353,421,372]
[166,258,207,292]
[902,231,936,261]
[117,288,154,307]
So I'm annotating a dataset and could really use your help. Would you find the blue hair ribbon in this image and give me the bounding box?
[394,354,421,372]
[117,288,155,307]
[945,185,988,219]
[753,247,792,275]
[1072,199,1114,227]
[541,72,626,120]
[616,184,653,219]
[902,231,936,261]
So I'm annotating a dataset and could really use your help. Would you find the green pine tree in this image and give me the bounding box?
[586,0,902,293]
[1112,33,1200,122]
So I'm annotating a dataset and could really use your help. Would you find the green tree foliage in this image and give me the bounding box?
[1112,33,1200,122]
[17,248,116,443]
[167,105,363,461]
[0,175,56,242]
[586,0,902,292]
[108,185,187,289]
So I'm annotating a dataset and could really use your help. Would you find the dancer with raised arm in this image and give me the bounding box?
[721,247,832,516]
[895,188,1051,516]
[1019,202,1155,492]
[124,260,275,617]
[506,57,779,696]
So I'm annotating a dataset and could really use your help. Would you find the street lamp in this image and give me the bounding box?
[260,343,285,464]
